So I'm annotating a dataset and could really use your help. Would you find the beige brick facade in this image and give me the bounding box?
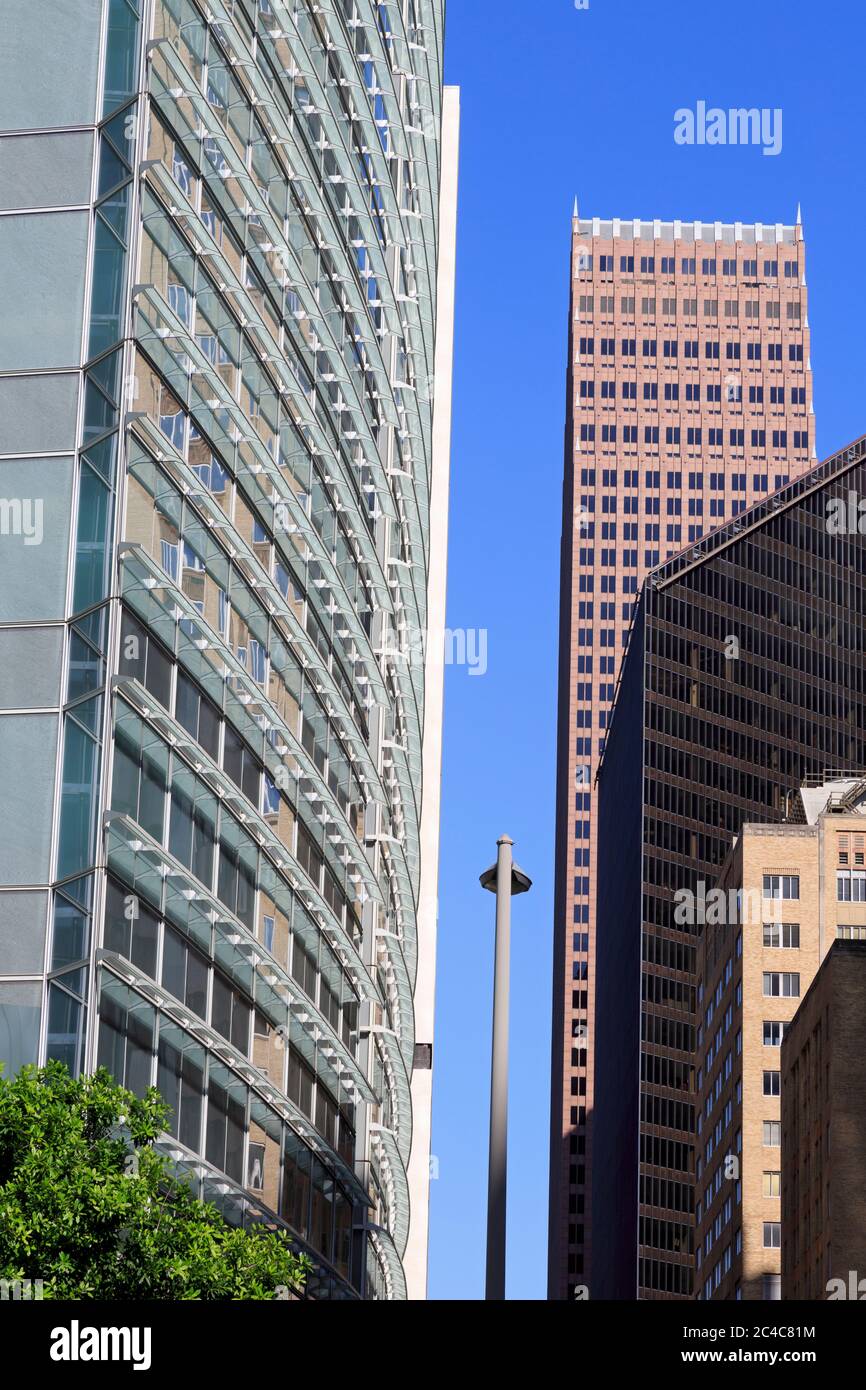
[695,784,866,1299]
[782,939,866,1298]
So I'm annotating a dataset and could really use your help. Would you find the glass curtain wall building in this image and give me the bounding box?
[593,432,866,1299]
[0,0,458,1302]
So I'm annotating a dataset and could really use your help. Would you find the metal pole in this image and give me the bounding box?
[486,834,512,1300]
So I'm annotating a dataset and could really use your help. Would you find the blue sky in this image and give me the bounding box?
[429,0,866,1300]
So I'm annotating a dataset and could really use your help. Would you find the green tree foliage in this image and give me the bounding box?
[0,1062,311,1300]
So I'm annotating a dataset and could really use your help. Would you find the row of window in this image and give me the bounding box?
[578,337,805,362]
[763,874,800,899]
[579,380,807,404]
[763,922,800,947]
[577,254,799,278]
[579,424,805,449]
[836,870,866,901]
[578,468,789,490]
[579,300,803,331]
[585,508,762,538]
[577,544,706,569]
[578,291,801,315]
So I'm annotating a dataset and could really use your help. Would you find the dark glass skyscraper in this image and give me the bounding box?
[593,431,866,1299]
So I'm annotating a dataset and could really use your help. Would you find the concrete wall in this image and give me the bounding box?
[404,82,460,1302]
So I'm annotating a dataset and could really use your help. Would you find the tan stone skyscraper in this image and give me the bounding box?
[549,208,816,1299]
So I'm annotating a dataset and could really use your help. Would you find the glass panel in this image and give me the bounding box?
[67,630,104,706]
[82,379,117,446]
[0,981,41,1077]
[98,135,129,199]
[118,608,148,684]
[185,945,208,1018]
[282,1129,311,1240]
[161,923,185,1001]
[88,347,123,404]
[0,891,49,974]
[88,214,126,356]
[96,974,154,1095]
[46,984,87,1076]
[67,692,103,737]
[211,972,232,1040]
[0,457,74,622]
[73,462,115,613]
[73,606,111,657]
[0,627,63,709]
[0,212,88,370]
[51,890,90,969]
[101,104,136,167]
[206,1062,247,1182]
[144,635,172,709]
[102,0,141,117]
[0,372,79,453]
[81,434,118,487]
[247,1099,281,1214]
[310,1158,335,1262]
[129,896,158,977]
[57,715,99,880]
[0,714,57,884]
[98,178,131,242]
[0,0,102,128]
[157,1018,204,1151]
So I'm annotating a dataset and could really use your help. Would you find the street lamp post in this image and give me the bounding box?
[479,835,532,1301]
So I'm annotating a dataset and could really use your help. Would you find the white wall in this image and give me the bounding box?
[404,83,461,1302]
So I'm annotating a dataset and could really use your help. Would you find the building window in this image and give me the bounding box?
[763,972,800,997]
[836,870,866,902]
[763,874,799,900]
[762,922,800,948]
[763,1121,781,1146]
[762,1071,780,1097]
[763,1223,781,1249]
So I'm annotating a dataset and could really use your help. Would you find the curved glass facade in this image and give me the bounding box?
[0,0,456,1301]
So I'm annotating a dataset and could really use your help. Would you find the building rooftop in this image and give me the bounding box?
[797,777,866,824]
[574,214,801,244]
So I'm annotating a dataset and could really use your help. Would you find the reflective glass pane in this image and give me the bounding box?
[0,981,41,1077]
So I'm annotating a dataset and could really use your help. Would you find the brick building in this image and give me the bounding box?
[696,780,866,1299]
[782,937,866,1299]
